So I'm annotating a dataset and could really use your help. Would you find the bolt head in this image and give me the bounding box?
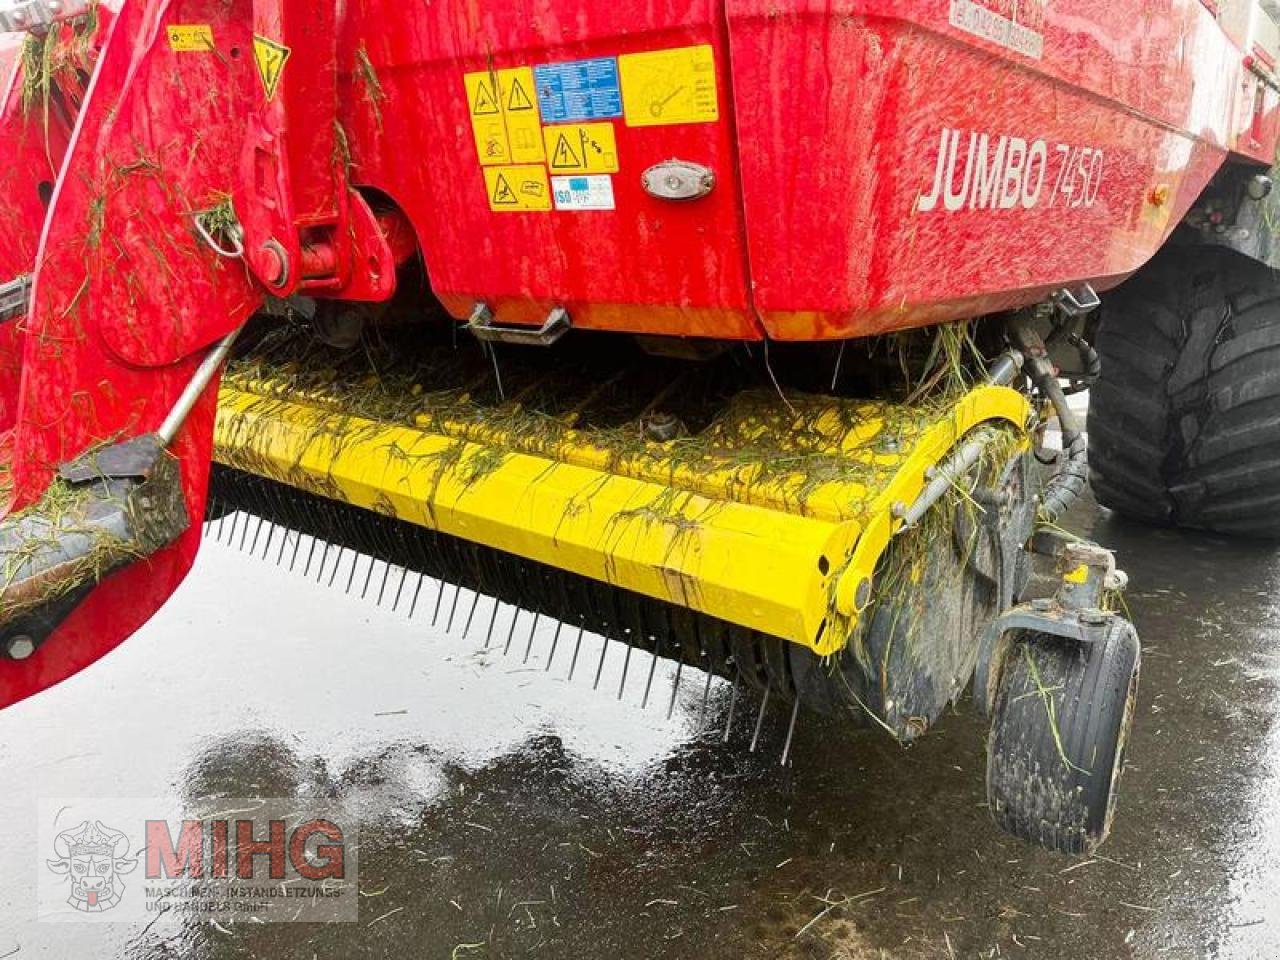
[1078,608,1109,626]
[6,635,36,660]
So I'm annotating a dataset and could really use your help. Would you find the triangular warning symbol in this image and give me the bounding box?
[507,77,534,111]
[492,173,518,206]
[253,35,292,101]
[550,133,582,170]
[472,80,500,116]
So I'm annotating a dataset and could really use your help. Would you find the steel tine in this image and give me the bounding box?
[780,697,801,768]
[237,512,253,551]
[361,555,378,599]
[376,562,393,606]
[302,534,323,577]
[640,643,660,709]
[391,565,410,612]
[667,655,685,720]
[522,612,541,664]
[462,591,481,637]
[567,625,585,681]
[276,525,291,566]
[314,540,335,582]
[722,672,741,743]
[408,571,427,618]
[749,683,772,754]
[249,514,266,555]
[259,521,277,560]
[227,510,242,548]
[345,551,363,594]
[328,545,348,588]
[289,525,304,572]
[545,620,564,672]
[483,599,501,648]
[697,658,714,731]
[617,641,633,700]
[503,608,520,655]
[445,585,464,632]
[432,578,449,627]
[215,503,230,542]
[593,636,609,690]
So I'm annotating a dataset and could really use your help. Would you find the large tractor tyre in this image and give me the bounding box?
[1090,246,1280,538]
[986,622,1140,855]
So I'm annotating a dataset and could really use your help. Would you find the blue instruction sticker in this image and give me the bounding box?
[534,57,623,124]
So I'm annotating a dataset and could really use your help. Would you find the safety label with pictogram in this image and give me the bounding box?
[484,165,552,212]
[465,67,546,167]
[253,35,292,101]
[544,123,618,175]
[618,45,719,127]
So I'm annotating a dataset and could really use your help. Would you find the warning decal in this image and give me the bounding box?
[484,165,552,212]
[252,36,290,101]
[465,68,546,167]
[618,45,719,127]
[253,35,291,101]
[544,123,618,175]
[168,25,214,52]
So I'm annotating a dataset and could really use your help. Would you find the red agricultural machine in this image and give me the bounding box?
[2,0,1279,854]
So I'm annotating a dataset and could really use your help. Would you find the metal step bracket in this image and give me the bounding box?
[468,303,571,347]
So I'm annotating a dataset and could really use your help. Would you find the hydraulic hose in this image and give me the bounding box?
[1011,322,1089,524]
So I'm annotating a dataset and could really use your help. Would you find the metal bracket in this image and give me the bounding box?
[0,275,32,324]
[1051,283,1101,318]
[0,435,190,658]
[973,535,1129,716]
[468,304,571,347]
[0,0,91,33]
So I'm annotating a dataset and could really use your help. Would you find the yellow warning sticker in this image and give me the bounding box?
[167,25,214,53]
[484,164,552,212]
[618,45,719,127]
[253,35,292,101]
[465,67,546,166]
[499,68,545,164]
[544,122,619,175]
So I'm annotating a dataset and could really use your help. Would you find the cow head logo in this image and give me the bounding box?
[46,820,137,912]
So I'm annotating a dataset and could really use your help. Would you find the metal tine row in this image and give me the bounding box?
[201,499,802,767]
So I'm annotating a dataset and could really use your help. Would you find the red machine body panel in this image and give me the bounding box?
[336,0,1278,341]
[340,0,760,339]
[728,0,1256,339]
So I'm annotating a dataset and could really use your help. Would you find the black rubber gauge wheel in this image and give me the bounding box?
[986,619,1140,855]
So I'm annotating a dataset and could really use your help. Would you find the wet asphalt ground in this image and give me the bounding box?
[1,489,1279,960]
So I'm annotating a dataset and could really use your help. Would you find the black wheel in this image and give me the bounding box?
[1091,245,1280,538]
[986,620,1140,855]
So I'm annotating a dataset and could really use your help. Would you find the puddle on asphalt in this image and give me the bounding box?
[2,501,1280,959]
